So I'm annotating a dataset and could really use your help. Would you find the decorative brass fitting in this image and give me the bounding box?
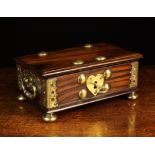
[130,61,138,88]
[46,78,58,109]
[99,83,110,94]
[79,89,87,99]
[104,69,112,79]
[17,65,41,100]
[84,44,93,49]
[78,74,86,84]
[73,60,84,65]
[21,76,37,99]
[38,51,47,57]
[85,68,111,96]
[95,56,107,61]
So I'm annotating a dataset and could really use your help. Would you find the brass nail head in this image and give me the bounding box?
[104,69,112,79]
[95,56,107,61]
[73,60,84,65]
[84,44,93,49]
[79,89,87,99]
[78,74,86,84]
[38,51,47,57]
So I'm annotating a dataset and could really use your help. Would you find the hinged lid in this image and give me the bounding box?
[16,42,143,78]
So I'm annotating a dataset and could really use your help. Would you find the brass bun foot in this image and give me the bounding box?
[128,91,138,100]
[17,94,26,101]
[43,113,57,122]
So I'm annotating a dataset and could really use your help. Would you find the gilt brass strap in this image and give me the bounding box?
[46,78,58,109]
[130,61,139,88]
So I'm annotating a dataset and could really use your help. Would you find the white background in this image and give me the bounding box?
[0,138,155,155]
[0,0,155,155]
[0,0,155,17]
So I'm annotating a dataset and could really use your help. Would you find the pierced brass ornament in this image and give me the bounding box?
[130,61,138,88]
[46,78,58,109]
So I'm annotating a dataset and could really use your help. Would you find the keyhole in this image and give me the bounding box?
[94,81,97,89]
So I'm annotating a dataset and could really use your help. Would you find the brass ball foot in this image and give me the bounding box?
[17,94,26,101]
[128,92,138,100]
[43,113,57,122]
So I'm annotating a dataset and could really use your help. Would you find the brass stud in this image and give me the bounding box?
[104,69,111,79]
[38,51,47,57]
[79,89,87,99]
[84,44,93,49]
[73,60,84,65]
[78,74,86,84]
[95,56,107,61]
[104,83,110,91]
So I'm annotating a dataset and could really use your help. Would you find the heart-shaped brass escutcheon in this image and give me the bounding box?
[86,74,105,96]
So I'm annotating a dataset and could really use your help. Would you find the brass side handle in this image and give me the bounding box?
[21,77,38,99]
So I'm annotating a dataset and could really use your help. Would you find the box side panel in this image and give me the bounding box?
[16,63,46,106]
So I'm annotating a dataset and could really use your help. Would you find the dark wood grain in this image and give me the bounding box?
[16,42,143,77]
[56,63,131,106]
[15,42,142,113]
[0,65,155,136]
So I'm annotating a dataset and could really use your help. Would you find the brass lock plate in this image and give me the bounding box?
[86,74,104,96]
[78,69,111,97]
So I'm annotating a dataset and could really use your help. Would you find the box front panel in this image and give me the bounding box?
[46,61,139,110]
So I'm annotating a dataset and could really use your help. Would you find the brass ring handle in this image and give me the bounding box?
[21,77,38,99]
